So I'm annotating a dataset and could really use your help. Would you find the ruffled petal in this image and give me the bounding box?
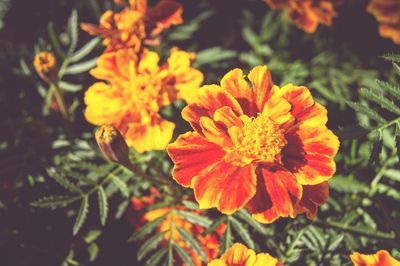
[193,161,256,215]
[254,253,282,266]
[295,182,328,219]
[167,132,226,187]
[199,116,232,146]
[246,167,302,223]
[350,250,400,266]
[283,121,339,185]
[220,68,257,115]
[248,66,274,112]
[125,118,175,153]
[182,85,243,134]
[213,106,243,130]
[207,259,227,266]
[146,0,183,34]
[263,96,295,129]
[220,243,256,265]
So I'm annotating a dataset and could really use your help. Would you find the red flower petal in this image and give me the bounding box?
[193,160,256,215]
[248,66,274,112]
[295,182,329,219]
[167,132,226,187]
[246,167,302,223]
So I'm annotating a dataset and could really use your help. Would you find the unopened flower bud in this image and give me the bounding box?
[33,51,59,83]
[95,124,129,164]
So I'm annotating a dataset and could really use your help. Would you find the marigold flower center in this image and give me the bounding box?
[231,113,287,164]
[34,51,56,74]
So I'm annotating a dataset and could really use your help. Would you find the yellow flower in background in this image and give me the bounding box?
[367,0,400,45]
[84,48,203,153]
[350,250,400,266]
[33,51,59,83]
[265,0,342,33]
[208,243,284,266]
[81,0,183,52]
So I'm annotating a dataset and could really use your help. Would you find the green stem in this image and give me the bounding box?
[50,82,70,121]
[374,117,400,132]
[84,166,123,197]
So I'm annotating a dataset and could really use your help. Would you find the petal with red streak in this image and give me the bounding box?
[167,132,226,187]
[295,182,329,219]
[193,161,256,215]
[248,66,274,112]
[246,167,302,223]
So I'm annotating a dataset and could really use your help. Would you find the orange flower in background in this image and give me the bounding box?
[350,250,400,266]
[208,243,283,266]
[130,188,225,265]
[265,0,342,33]
[84,48,203,153]
[33,51,59,83]
[167,66,339,223]
[81,0,183,52]
[367,0,400,45]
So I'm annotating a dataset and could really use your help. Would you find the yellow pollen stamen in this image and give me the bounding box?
[230,113,287,164]
[96,124,118,144]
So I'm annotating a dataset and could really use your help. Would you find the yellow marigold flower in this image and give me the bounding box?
[367,0,400,45]
[33,51,59,83]
[350,250,400,266]
[81,0,183,52]
[167,66,339,223]
[265,0,342,33]
[84,48,203,153]
[208,243,283,266]
[129,188,225,265]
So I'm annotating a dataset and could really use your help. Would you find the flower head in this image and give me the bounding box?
[167,66,339,223]
[350,250,400,266]
[81,0,183,52]
[130,188,225,265]
[33,51,59,83]
[208,243,283,266]
[84,48,203,153]
[367,0,400,45]
[265,0,342,33]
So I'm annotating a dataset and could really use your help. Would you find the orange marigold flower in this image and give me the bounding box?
[33,51,59,83]
[81,0,183,52]
[130,188,225,265]
[84,48,203,153]
[367,0,400,45]
[208,243,283,266]
[167,66,339,223]
[265,0,342,33]
[350,250,400,266]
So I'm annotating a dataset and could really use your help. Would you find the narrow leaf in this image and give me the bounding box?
[31,195,80,209]
[88,243,99,262]
[67,9,79,55]
[128,213,168,242]
[382,53,400,63]
[69,37,101,62]
[335,126,370,140]
[219,221,233,255]
[175,226,207,262]
[64,57,98,75]
[360,88,400,115]
[59,81,83,92]
[145,248,167,266]
[73,196,89,235]
[47,169,82,194]
[236,209,267,235]
[176,210,212,227]
[230,217,254,249]
[368,132,383,166]
[111,175,129,197]
[173,241,195,266]
[137,232,166,261]
[346,101,386,123]
[97,187,108,226]
[376,80,400,101]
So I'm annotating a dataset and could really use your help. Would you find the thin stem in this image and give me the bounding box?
[374,117,400,132]
[50,82,70,121]
[84,166,123,197]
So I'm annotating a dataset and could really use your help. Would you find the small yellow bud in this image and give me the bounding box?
[33,51,59,83]
[95,125,129,164]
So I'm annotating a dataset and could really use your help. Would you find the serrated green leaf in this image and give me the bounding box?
[175,226,207,262]
[376,80,400,101]
[219,221,233,255]
[235,209,267,235]
[327,234,344,252]
[181,200,199,210]
[173,241,195,266]
[97,187,108,226]
[31,195,80,209]
[73,196,89,235]
[195,47,237,66]
[48,22,65,59]
[329,176,369,193]
[67,9,79,55]
[176,210,212,227]
[47,168,82,194]
[64,57,98,75]
[242,26,260,51]
[88,243,99,262]
[137,231,166,261]
[335,126,370,139]
[59,81,83,92]
[382,53,400,63]
[393,62,400,76]
[145,248,167,266]
[84,230,102,243]
[69,37,101,62]
[360,88,400,115]
[346,101,386,123]
[203,216,226,235]
[111,175,129,197]
[128,213,168,242]
[230,217,254,249]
